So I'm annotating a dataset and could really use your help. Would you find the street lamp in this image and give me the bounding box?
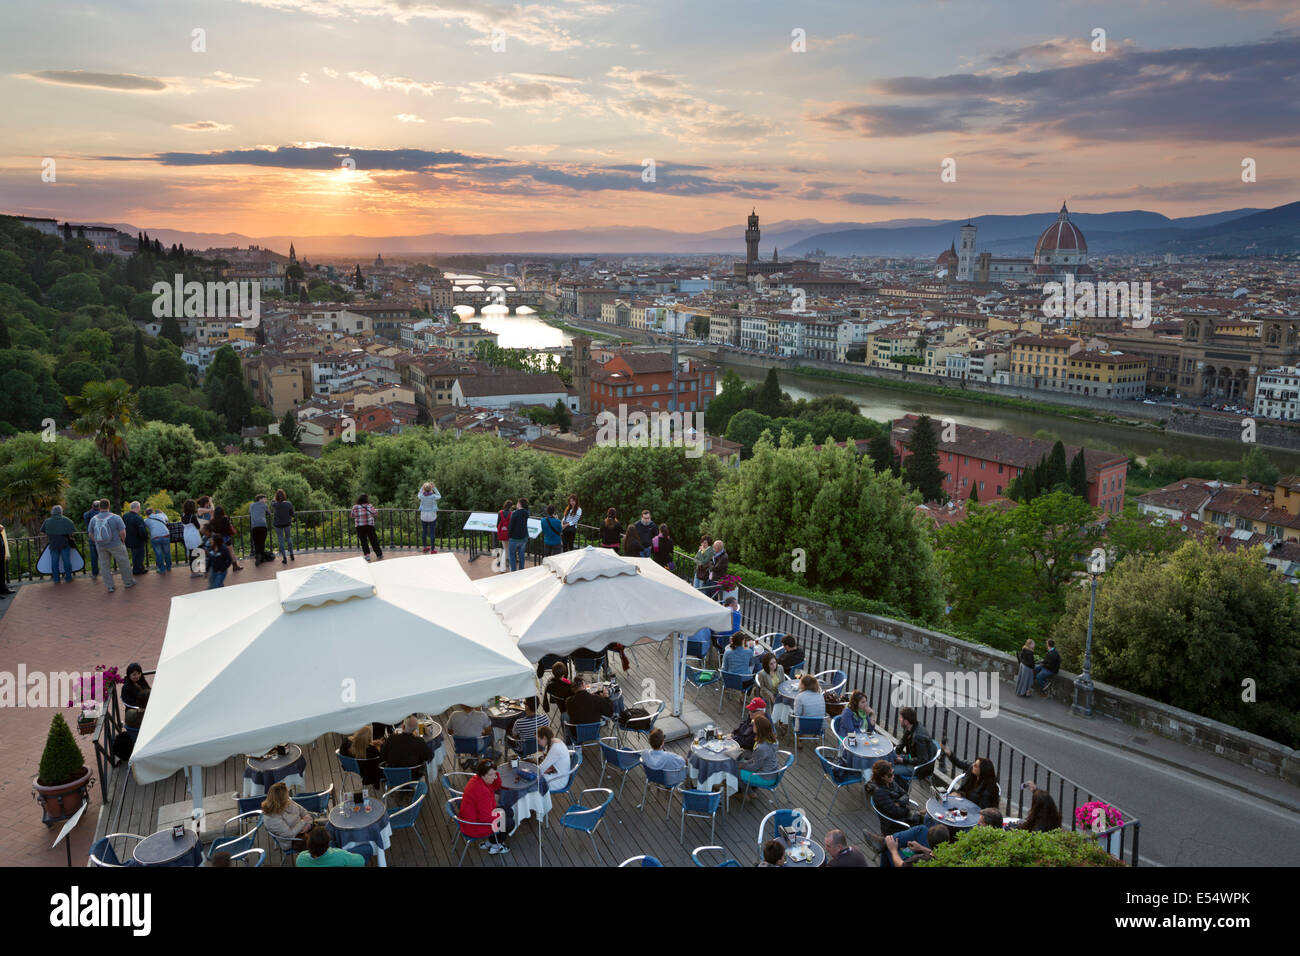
[1072,561,1103,718]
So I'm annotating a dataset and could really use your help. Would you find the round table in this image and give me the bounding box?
[688,738,743,796]
[925,794,981,830]
[487,702,523,755]
[497,761,553,832]
[243,744,307,796]
[328,799,392,866]
[838,733,896,772]
[772,679,799,728]
[778,834,825,867]
[133,828,202,867]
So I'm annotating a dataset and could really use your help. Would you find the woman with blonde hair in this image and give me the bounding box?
[1015,639,1036,697]
[260,782,314,851]
[341,725,382,788]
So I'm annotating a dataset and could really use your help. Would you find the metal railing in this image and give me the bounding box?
[670,548,1141,865]
[3,510,611,583]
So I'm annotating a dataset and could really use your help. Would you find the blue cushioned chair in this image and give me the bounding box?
[557,788,615,865]
[678,788,724,844]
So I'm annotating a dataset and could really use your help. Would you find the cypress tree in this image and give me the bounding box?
[1068,450,1089,498]
[968,483,979,503]
[754,367,784,417]
[160,315,184,347]
[867,432,895,473]
[902,414,947,503]
[1047,440,1068,489]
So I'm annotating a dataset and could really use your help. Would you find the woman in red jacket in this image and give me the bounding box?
[460,759,513,855]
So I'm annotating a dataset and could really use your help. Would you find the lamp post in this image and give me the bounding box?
[1072,570,1100,718]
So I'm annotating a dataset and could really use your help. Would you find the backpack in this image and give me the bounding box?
[167,521,186,544]
[89,514,115,546]
[618,706,652,730]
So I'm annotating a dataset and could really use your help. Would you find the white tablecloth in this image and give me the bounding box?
[342,822,393,867]
[242,772,305,797]
[689,765,739,796]
[508,791,553,832]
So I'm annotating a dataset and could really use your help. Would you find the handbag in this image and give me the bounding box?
[167,521,186,544]
[618,706,652,729]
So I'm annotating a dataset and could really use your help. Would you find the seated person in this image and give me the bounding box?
[978,808,1004,828]
[461,758,512,855]
[757,839,786,867]
[731,698,765,750]
[339,725,383,788]
[122,662,150,710]
[208,851,232,868]
[378,715,433,774]
[545,662,574,715]
[721,633,756,675]
[736,716,780,802]
[892,707,936,783]
[535,726,572,789]
[865,759,922,826]
[823,829,868,867]
[753,653,787,712]
[260,781,314,851]
[296,825,365,867]
[773,635,804,673]
[507,697,548,755]
[834,690,876,738]
[449,703,492,741]
[940,750,1000,810]
[1017,786,1063,831]
[792,673,826,725]
[868,823,952,868]
[564,677,614,732]
[640,728,686,772]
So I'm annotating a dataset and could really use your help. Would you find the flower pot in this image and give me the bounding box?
[33,767,93,826]
[76,715,97,736]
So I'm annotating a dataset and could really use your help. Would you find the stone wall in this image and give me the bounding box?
[758,588,1300,786]
[1166,407,1300,452]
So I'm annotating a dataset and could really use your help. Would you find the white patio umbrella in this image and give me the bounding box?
[130,554,536,820]
[474,546,733,715]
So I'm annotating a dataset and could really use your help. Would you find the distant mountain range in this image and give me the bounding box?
[89,201,1299,258]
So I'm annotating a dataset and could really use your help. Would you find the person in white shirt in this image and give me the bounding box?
[536,726,572,789]
[640,728,686,772]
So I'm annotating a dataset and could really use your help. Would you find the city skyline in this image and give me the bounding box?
[2,0,1297,239]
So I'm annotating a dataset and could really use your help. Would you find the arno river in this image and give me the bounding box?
[465,309,1300,471]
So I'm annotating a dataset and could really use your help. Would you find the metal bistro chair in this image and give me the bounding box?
[814,669,848,697]
[685,627,712,660]
[89,833,144,867]
[440,772,473,801]
[228,848,266,867]
[452,733,494,771]
[757,809,809,861]
[571,652,609,682]
[234,794,264,816]
[385,780,430,856]
[740,750,794,806]
[685,658,722,706]
[380,763,421,792]
[557,788,615,865]
[678,787,724,845]
[691,845,741,867]
[335,748,382,791]
[618,698,664,746]
[870,795,919,837]
[814,746,863,814]
[563,719,606,760]
[903,746,942,798]
[443,797,492,867]
[597,737,643,802]
[791,714,826,764]
[619,855,664,867]
[295,784,334,815]
[718,669,756,713]
[208,810,263,860]
[506,722,546,760]
[638,762,688,817]
[544,749,583,815]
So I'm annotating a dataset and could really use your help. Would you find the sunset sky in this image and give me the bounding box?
[2,0,1297,241]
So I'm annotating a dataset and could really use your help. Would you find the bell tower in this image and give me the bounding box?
[745,209,760,264]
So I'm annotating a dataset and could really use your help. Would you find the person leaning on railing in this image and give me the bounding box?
[560,494,582,552]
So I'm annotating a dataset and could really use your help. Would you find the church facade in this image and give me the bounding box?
[944,203,1094,287]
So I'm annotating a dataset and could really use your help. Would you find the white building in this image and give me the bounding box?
[1254,366,1300,421]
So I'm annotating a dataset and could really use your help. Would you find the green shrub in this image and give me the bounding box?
[916,826,1125,867]
[37,713,86,786]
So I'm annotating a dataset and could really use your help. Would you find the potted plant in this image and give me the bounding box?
[717,573,741,603]
[66,666,121,735]
[1075,800,1125,855]
[33,713,93,825]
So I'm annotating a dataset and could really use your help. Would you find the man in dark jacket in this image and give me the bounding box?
[1035,639,1061,693]
[892,707,936,784]
[545,661,574,715]
[564,677,613,735]
[774,635,804,673]
[123,502,151,575]
[378,716,433,775]
[707,539,729,598]
[635,510,656,557]
[507,497,530,572]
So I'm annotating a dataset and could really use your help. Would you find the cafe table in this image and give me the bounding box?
[411,715,445,777]
[838,732,896,772]
[778,832,825,867]
[327,798,392,866]
[772,679,799,729]
[688,736,742,797]
[243,744,307,796]
[133,827,203,867]
[497,761,552,832]
[925,794,981,830]
[487,699,524,754]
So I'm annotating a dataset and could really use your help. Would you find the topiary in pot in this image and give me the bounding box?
[33,713,92,825]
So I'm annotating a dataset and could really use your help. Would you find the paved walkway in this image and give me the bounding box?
[0,548,501,867]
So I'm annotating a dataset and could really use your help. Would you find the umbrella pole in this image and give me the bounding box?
[672,632,683,718]
[190,765,205,829]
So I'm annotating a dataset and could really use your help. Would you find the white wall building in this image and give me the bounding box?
[1254,366,1300,421]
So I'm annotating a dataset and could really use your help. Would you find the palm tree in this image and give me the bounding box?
[0,454,68,534]
[67,379,136,509]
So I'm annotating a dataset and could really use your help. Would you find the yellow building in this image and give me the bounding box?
[1064,350,1148,398]
[1009,334,1079,390]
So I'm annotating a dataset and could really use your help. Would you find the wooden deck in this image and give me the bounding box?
[96,640,914,867]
